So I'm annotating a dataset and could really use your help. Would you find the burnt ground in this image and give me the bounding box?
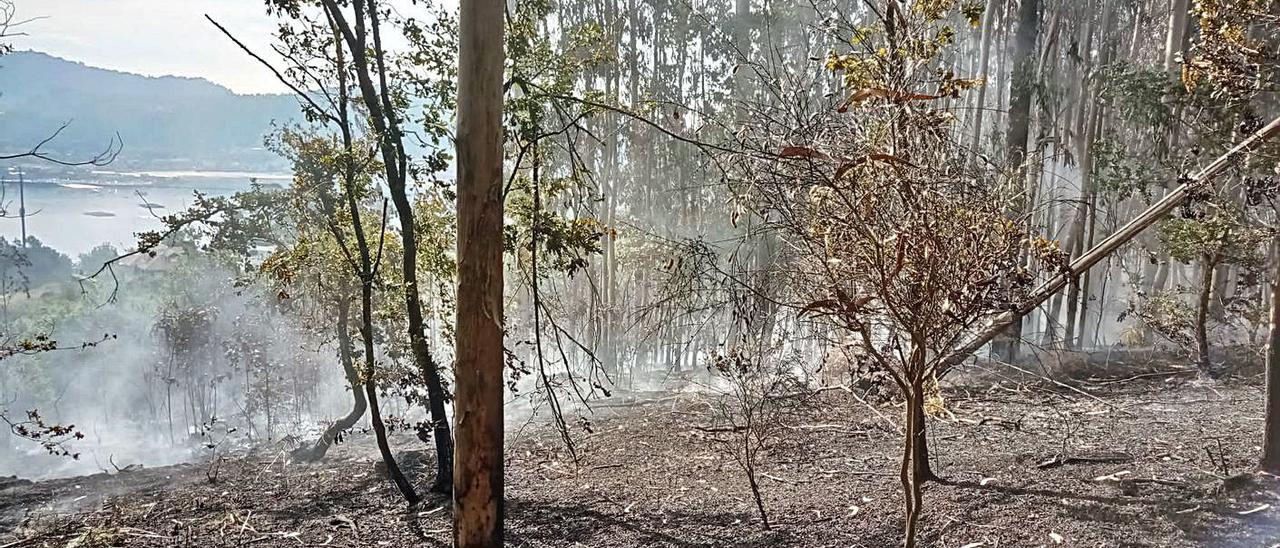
[4,360,1280,547]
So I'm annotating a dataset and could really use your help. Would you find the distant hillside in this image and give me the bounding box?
[0,51,300,171]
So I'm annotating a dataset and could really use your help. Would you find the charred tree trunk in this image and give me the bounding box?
[993,0,1041,361]
[453,0,506,542]
[1260,239,1280,472]
[293,298,367,462]
[322,0,455,492]
[1195,255,1216,376]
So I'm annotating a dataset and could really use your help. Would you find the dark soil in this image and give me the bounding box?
[4,360,1280,547]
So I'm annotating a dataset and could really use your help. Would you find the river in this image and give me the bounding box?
[0,169,290,256]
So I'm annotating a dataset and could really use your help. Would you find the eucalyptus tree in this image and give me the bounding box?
[453,0,505,541]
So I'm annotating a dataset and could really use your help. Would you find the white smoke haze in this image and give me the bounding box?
[0,235,361,479]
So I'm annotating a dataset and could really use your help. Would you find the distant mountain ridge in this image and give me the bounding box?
[0,51,301,171]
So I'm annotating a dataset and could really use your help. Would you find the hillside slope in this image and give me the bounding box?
[0,51,300,170]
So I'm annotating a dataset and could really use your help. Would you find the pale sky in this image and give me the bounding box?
[12,0,292,95]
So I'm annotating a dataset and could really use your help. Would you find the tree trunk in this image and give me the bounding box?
[1195,255,1215,376]
[453,0,506,542]
[391,192,456,493]
[1260,239,1280,472]
[360,275,418,505]
[909,387,936,482]
[993,0,1041,361]
[321,0,456,492]
[901,381,926,548]
[745,460,770,530]
[1163,0,1191,75]
[966,0,1000,166]
[294,298,367,462]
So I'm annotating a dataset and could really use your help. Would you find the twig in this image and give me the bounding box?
[1087,369,1195,386]
[761,473,807,484]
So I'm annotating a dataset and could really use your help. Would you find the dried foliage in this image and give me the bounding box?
[722,3,1054,545]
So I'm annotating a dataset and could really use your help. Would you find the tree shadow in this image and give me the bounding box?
[505,498,792,547]
[942,478,1255,542]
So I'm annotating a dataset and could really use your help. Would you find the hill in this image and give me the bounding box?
[0,51,300,171]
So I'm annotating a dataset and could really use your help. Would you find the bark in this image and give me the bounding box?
[293,298,367,462]
[901,380,926,548]
[1194,256,1215,375]
[453,0,506,541]
[1261,239,1280,472]
[1163,0,1191,75]
[909,388,935,482]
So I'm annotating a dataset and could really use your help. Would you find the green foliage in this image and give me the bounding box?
[1091,137,1167,201]
[1097,62,1177,136]
[1158,209,1266,267]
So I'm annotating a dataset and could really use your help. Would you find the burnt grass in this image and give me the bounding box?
[5,358,1280,547]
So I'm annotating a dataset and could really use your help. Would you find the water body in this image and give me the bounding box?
[0,170,290,256]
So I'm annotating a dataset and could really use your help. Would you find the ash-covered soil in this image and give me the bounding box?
[4,361,1280,547]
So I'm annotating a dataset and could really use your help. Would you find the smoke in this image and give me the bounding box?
[0,237,354,479]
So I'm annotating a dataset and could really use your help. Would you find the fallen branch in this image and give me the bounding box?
[1086,369,1195,386]
[1037,452,1133,469]
[936,114,1280,371]
[693,424,748,433]
[761,473,808,485]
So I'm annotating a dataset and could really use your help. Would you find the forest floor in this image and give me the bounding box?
[4,355,1280,547]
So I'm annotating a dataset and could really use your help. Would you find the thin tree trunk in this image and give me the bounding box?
[967,0,1000,165]
[901,380,925,548]
[295,298,367,462]
[360,272,419,504]
[745,460,770,529]
[1195,255,1215,375]
[993,0,1042,361]
[325,16,416,504]
[1164,0,1190,75]
[1260,239,1280,472]
[909,386,935,482]
[322,0,456,491]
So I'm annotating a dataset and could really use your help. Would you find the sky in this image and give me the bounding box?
[13,0,290,95]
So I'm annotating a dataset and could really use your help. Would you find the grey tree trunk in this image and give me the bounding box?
[992,0,1042,361]
[1194,256,1216,375]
